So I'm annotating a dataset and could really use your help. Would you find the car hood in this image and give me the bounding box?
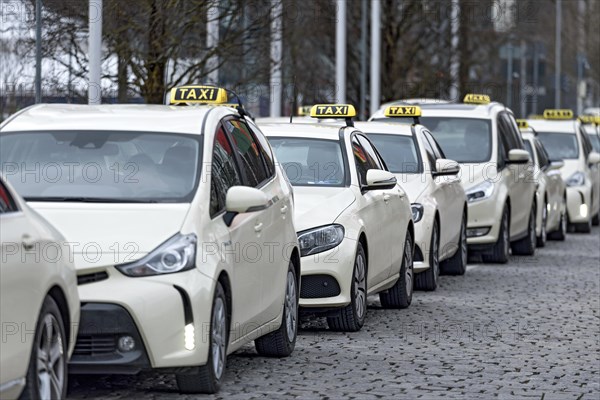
[395,173,428,203]
[29,203,190,271]
[292,187,356,232]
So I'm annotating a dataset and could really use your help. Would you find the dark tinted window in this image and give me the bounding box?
[0,181,18,213]
[587,133,600,152]
[352,138,372,185]
[210,126,242,216]
[356,135,384,170]
[224,119,269,187]
[420,117,492,163]
[579,127,593,158]
[502,113,526,148]
[534,139,550,169]
[420,134,437,170]
[523,140,534,160]
[498,114,519,150]
[423,130,446,159]
[248,122,275,178]
[367,134,421,173]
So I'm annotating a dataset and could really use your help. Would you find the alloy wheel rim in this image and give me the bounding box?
[432,226,439,280]
[530,210,536,246]
[405,238,413,296]
[211,297,226,379]
[285,270,297,341]
[541,205,547,242]
[354,253,367,320]
[503,211,509,257]
[461,218,467,264]
[37,314,65,400]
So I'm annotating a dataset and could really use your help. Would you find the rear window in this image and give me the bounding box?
[536,132,579,160]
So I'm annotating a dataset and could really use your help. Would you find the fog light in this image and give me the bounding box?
[184,324,195,350]
[118,335,135,352]
[580,204,588,218]
[467,227,491,237]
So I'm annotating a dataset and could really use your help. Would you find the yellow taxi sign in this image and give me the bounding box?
[463,94,491,105]
[169,85,228,104]
[297,105,312,116]
[310,104,356,118]
[579,115,600,125]
[528,114,544,120]
[543,109,574,120]
[516,119,529,130]
[384,105,422,118]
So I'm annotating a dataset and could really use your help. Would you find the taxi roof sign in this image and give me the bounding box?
[579,115,600,125]
[169,85,228,105]
[384,105,422,118]
[543,109,574,120]
[310,104,356,127]
[297,105,312,116]
[463,94,491,105]
[516,119,529,130]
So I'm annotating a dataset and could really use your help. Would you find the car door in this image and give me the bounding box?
[579,125,600,215]
[223,118,286,328]
[535,139,561,228]
[0,181,41,387]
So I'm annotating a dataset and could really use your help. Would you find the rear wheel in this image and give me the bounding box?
[482,205,510,264]
[512,205,536,255]
[441,211,467,275]
[548,210,567,241]
[575,218,592,233]
[379,232,413,309]
[176,283,228,394]
[327,243,367,332]
[415,220,439,291]
[536,201,547,248]
[592,213,599,226]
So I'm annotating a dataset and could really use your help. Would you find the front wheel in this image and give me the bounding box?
[176,283,228,394]
[511,205,536,255]
[415,220,439,291]
[575,217,592,233]
[20,296,68,400]
[548,209,567,241]
[379,232,413,309]
[255,261,298,356]
[482,205,510,264]
[536,201,547,248]
[441,211,467,275]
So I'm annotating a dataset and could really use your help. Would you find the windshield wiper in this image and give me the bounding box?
[24,196,158,203]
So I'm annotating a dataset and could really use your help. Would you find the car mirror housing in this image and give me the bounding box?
[225,186,270,214]
[365,169,397,190]
[432,158,460,176]
[587,152,600,165]
[507,149,530,164]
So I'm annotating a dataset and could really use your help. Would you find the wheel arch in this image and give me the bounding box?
[47,285,71,345]
[358,232,368,270]
[217,271,233,334]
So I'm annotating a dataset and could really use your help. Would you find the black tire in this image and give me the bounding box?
[548,210,567,241]
[536,201,547,248]
[327,243,367,332]
[575,218,592,233]
[20,296,68,400]
[255,261,298,357]
[176,282,228,394]
[415,220,439,291]
[379,232,413,309]
[511,205,536,256]
[441,211,467,275]
[482,205,510,264]
[592,213,599,226]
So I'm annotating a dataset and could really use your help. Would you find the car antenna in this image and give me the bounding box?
[290,75,297,124]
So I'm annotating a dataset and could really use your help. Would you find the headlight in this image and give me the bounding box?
[298,224,344,257]
[566,171,585,187]
[116,233,197,277]
[411,203,424,222]
[465,180,494,203]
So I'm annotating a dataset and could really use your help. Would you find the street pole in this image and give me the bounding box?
[207,0,219,85]
[449,0,460,102]
[270,0,282,117]
[532,42,539,115]
[88,0,102,105]
[555,0,562,108]
[35,0,42,104]
[576,0,585,115]
[335,0,346,103]
[359,0,367,120]
[520,40,527,118]
[370,0,380,115]
[507,37,513,109]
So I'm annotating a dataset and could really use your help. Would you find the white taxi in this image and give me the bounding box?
[355,106,467,292]
[580,115,600,158]
[372,95,536,263]
[517,120,568,243]
[528,110,600,232]
[261,104,414,332]
[0,86,300,394]
[0,175,80,400]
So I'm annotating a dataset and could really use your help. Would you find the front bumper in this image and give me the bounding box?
[413,217,433,274]
[73,268,215,371]
[465,196,503,246]
[566,186,592,223]
[299,237,357,309]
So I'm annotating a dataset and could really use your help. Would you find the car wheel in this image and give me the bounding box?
[327,242,367,332]
[482,205,510,264]
[592,212,599,226]
[575,217,592,233]
[512,205,536,255]
[548,210,567,241]
[536,201,547,248]
[20,296,68,400]
[255,261,298,357]
[176,282,228,394]
[415,219,439,291]
[379,231,413,309]
[441,211,467,275]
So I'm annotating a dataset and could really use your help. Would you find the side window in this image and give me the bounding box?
[356,135,384,170]
[224,119,269,187]
[210,125,242,217]
[497,126,509,168]
[352,137,372,185]
[579,126,593,158]
[502,113,525,149]
[420,133,437,171]
[248,122,275,178]
[0,181,19,214]
[534,140,550,169]
[423,130,446,159]
[497,114,518,150]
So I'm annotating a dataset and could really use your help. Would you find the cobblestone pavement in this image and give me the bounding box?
[68,227,600,399]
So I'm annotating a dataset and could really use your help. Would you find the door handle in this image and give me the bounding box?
[280,205,288,214]
[383,194,391,203]
[22,234,36,251]
[254,223,264,233]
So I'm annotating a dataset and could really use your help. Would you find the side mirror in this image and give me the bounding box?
[548,160,564,170]
[365,169,397,190]
[588,152,600,165]
[507,149,530,164]
[432,158,460,176]
[224,186,269,226]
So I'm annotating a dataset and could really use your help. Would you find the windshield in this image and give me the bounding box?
[0,130,202,202]
[586,133,600,153]
[268,137,346,187]
[366,134,422,173]
[418,117,492,163]
[536,132,579,160]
